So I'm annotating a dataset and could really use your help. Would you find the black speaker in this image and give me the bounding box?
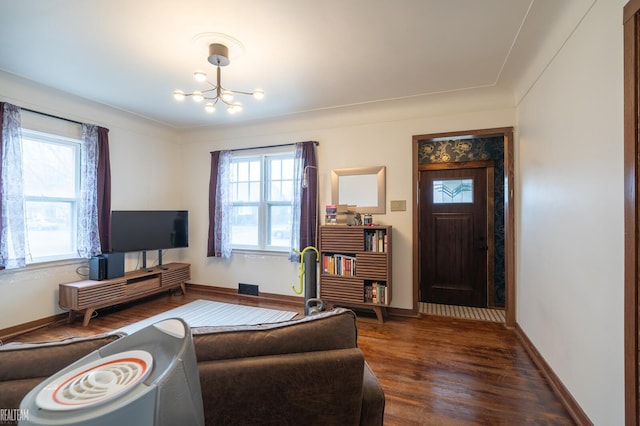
[103,252,125,279]
[89,256,106,281]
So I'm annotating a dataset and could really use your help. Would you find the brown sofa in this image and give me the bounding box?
[0,307,384,425]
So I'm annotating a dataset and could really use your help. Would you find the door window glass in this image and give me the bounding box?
[433,179,473,204]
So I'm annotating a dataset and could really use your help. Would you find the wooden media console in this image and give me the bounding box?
[59,262,190,326]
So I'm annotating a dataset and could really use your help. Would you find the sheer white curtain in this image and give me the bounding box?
[288,144,304,261]
[208,150,232,258]
[0,103,26,269]
[288,141,318,262]
[77,124,101,257]
[215,151,231,258]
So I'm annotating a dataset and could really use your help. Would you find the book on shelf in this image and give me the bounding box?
[365,229,388,252]
[322,253,357,276]
[364,282,387,304]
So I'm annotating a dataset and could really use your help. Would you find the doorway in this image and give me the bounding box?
[412,127,515,326]
[419,165,493,307]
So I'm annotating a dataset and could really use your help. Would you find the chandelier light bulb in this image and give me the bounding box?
[205,102,216,113]
[222,90,234,102]
[192,91,204,103]
[252,89,265,100]
[193,71,207,82]
[173,90,186,101]
[228,103,243,114]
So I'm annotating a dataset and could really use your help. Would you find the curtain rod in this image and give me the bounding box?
[20,107,84,126]
[225,141,319,153]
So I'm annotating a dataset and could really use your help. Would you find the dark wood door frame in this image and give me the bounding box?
[412,127,515,327]
[624,1,640,423]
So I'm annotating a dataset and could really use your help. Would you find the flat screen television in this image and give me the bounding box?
[111,210,188,253]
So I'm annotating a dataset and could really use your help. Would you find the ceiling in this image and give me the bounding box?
[0,1,577,129]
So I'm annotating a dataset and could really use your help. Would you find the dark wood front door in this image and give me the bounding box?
[419,167,489,307]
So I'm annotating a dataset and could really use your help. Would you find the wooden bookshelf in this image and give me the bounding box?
[319,225,391,323]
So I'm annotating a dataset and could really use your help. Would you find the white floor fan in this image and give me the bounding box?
[19,318,204,426]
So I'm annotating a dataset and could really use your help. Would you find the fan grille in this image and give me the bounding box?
[36,350,153,411]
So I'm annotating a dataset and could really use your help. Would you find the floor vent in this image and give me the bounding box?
[238,283,259,296]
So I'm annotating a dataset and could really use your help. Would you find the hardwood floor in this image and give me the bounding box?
[3,291,575,425]
[356,314,575,425]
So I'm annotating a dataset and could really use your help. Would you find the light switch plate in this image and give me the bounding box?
[390,200,406,211]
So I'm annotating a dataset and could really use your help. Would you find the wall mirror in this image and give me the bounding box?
[331,166,386,214]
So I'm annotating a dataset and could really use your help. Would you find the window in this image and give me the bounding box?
[22,129,81,262]
[229,150,294,251]
[433,178,474,204]
[1,106,106,269]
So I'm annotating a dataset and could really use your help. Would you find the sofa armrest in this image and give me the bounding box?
[0,333,123,416]
[360,363,385,426]
[198,348,364,425]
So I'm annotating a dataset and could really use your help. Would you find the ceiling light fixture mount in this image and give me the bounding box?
[173,43,264,114]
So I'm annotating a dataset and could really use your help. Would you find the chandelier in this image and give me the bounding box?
[173,43,264,114]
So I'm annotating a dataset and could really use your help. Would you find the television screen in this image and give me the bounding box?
[111,210,188,253]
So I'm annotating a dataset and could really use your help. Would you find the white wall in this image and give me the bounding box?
[515,1,624,424]
[179,87,515,310]
[0,72,184,329]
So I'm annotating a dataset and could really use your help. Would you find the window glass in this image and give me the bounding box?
[268,204,292,246]
[23,139,76,198]
[433,178,474,204]
[230,158,261,203]
[25,201,74,258]
[231,205,259,246]
[21,130,80,262]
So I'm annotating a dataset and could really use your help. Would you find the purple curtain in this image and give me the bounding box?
[207,151,221,257]
[299,141,318,249]
[97,127,111,252]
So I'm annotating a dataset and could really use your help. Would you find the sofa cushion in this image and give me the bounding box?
[191,308,358,362]
[198,348,365,426]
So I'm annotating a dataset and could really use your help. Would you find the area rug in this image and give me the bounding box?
[117,299,298,334]
[420,302,506,323]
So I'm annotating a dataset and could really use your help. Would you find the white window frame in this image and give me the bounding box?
[21,128,82,263]
[229,148,295,252]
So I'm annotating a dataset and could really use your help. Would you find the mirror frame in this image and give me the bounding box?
[331,166,386,214]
